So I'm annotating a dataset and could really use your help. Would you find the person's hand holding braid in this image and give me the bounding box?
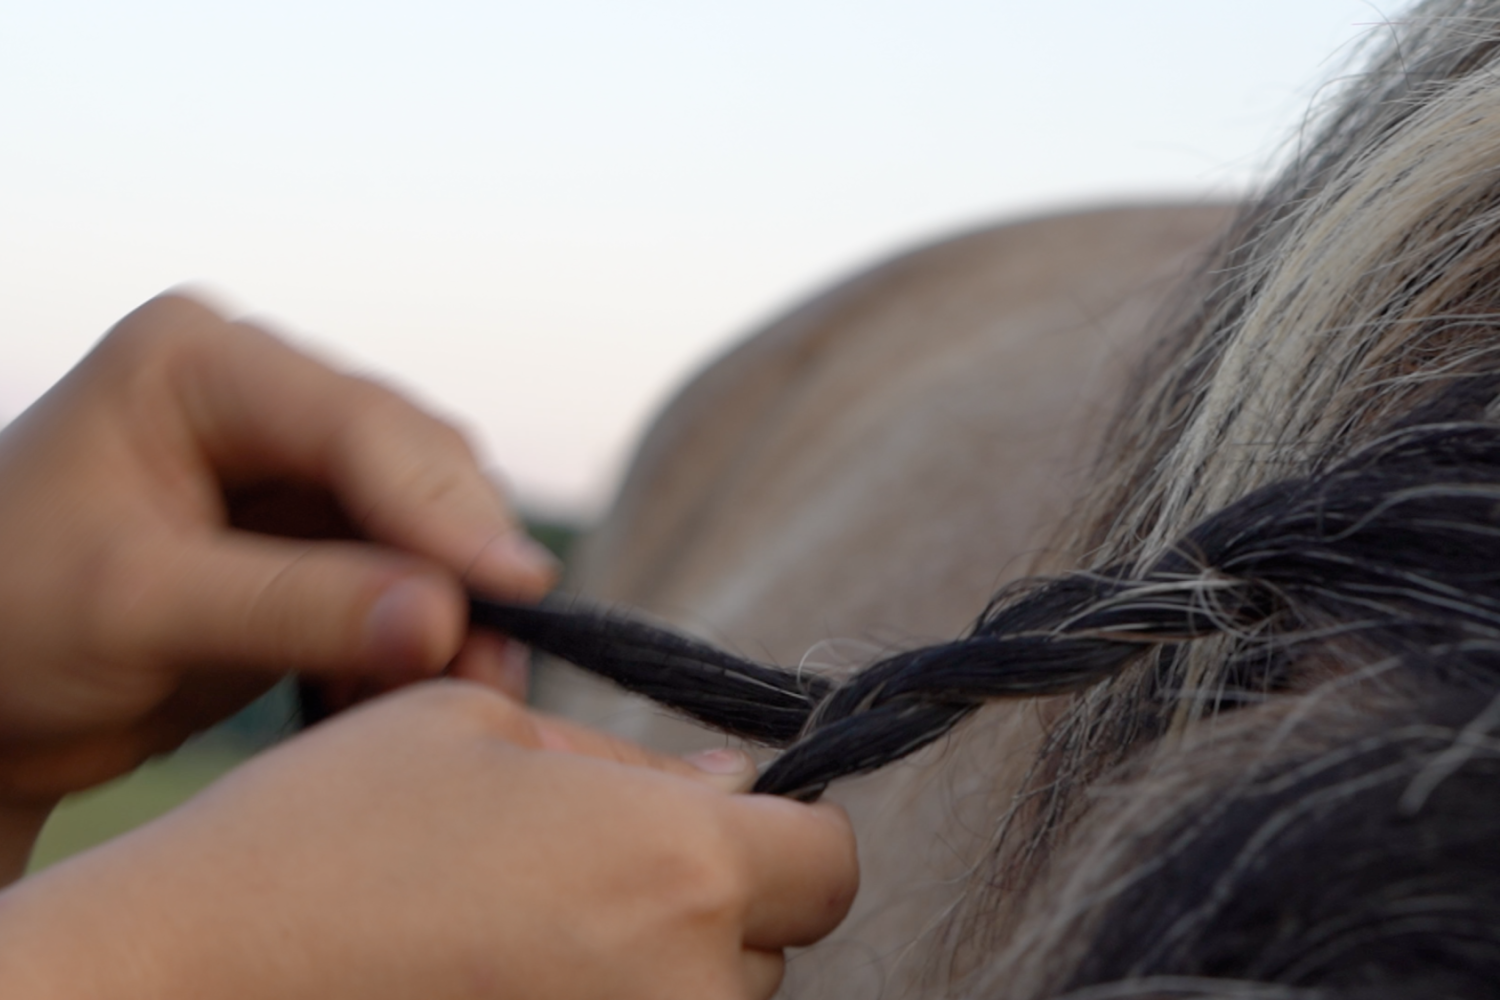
[0,293,556,845]
[0,293,858,999]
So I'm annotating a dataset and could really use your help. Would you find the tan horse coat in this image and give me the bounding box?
[536,203,1235,996]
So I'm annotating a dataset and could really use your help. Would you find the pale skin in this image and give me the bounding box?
[0,294,858,999]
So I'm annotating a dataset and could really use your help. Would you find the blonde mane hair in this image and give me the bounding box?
[962,3,1500,993]
[1079,3,1500,565]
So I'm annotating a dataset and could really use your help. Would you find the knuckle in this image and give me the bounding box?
[370,382,478,464]
[408,465,473,511]
[94,295,251,409]
[344,373,405,413]
[653,810,753,925]
[74,537,160,657]
[105,294,218,358]
[426,413,476,457]
[240,554,334,664]
[342,381,489,491]
[401,679,530,735]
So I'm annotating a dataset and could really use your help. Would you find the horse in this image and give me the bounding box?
[507,1,1500,995]
[530,202,1233,997]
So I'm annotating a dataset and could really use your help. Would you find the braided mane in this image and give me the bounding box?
[473,419,1500,801]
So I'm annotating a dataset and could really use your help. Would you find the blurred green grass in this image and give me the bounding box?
[28,745,250,873]
[25,679,298,873]
[524,515,581,564]
[25,514,584,875]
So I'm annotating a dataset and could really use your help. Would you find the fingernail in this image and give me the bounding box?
[498,640,532,699]
[363,577,442,675]
[686,747,753,776]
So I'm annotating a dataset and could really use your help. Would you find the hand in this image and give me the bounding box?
[0,293,557,803]
[0,682,859,1000]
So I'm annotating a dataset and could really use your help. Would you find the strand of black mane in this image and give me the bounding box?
[468,597,831,746]
[467,423,1500,802]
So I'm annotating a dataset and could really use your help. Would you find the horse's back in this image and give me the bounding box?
[539,203,1234,746]
[534,203,1234,997]
[537,202,1236,996]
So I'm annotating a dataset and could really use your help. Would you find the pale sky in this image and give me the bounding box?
[1,0,1392,516]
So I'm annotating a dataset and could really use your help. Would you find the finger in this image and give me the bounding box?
[411,681,758,790]
[126,531,466,676]
[742,948,786,1000]
[448,631,531,701]
[128,295,559,598]
[730,797,860,950]
[530,714,758,792]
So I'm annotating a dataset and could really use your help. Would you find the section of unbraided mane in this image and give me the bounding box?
[470,421,1500,801]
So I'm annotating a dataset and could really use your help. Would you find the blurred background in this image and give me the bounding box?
[2,0,1390,866]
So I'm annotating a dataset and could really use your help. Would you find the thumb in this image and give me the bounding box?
[133,533,466,677]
